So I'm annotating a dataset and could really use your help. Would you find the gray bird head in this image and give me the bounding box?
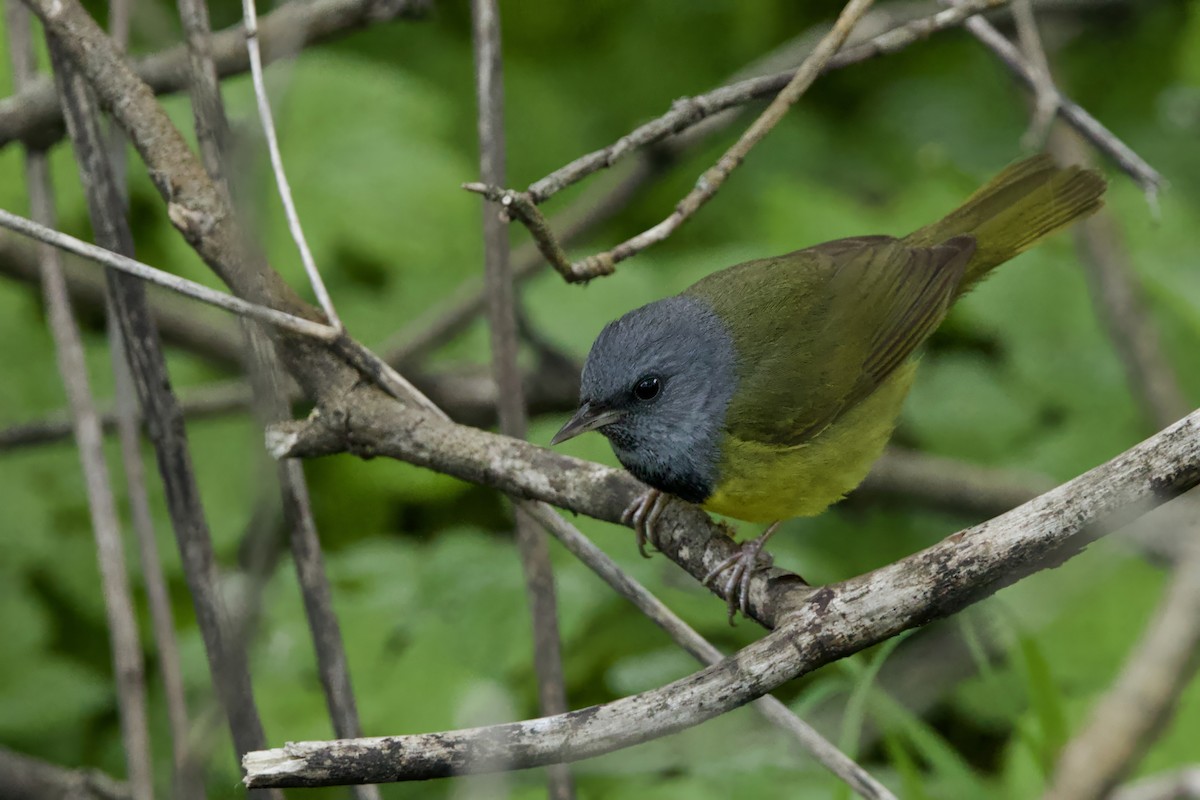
[551,295,738,503]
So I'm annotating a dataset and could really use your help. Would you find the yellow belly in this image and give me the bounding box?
[702,363,917,523]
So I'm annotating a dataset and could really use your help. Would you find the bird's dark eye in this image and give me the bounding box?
[632,376,662,402]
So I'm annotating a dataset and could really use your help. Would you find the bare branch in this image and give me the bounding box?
[471,4,575,796]
[42,27,279,786]
[564,0,878,280]
[0,223,246,370]
[1012,0,1059,148]
[6,11,153,800]
[954,3,1165,202]
[515,0,1007,208]
[469,0,882,281]
[249,407,1200,786]
[0,0,432,150]
[242,0,341,329]
[0,209,338,341]
[525,504,897,800]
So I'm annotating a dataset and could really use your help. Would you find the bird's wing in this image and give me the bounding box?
[685,234,976,446]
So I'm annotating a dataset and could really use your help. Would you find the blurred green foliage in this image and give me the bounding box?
[1,0,1198,797]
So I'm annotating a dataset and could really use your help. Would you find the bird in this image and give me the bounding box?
[551,155,1106,618]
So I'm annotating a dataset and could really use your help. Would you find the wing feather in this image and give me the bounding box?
[685,235,975,445]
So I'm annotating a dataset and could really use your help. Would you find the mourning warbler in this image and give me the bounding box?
[551,155,1105,612]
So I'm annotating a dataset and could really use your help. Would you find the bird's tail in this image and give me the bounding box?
[903,154,1106,292]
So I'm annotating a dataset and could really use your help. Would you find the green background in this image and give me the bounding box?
[0,1,1198,797]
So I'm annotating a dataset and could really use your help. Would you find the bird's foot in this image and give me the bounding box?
[621,489,670,558]
[703,521,782,624]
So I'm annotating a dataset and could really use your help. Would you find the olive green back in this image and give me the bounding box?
[684,155,1106,447]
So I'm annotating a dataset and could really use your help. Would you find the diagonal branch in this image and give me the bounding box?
[174,0,378,793]
[463,0,1007,281]
[0,0,432,150]
[470,0,878,282]
[525,503,898,800]
[242,0,341,329]
[247,408,1200,786]
[507,0,1008,209]
[0,230,247,369]
[953,2,1164,202]
[0,209,338,340]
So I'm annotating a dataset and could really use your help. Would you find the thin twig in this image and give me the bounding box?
[174,0,376,793]
[103,4,197,795]
[0,0,432,150]
[0,209,339,341]
[249,406,1200,786]
[471,2,574,797]
[0,234,246,369]
[111,324,200,800]
[1012,0,1060,149]
[1044,536,1200,800]
[953,2,1165,205]
[524,503,898,800]
[570,0,879,280]
[242,0,341,329]
[43,33,280,791]
[510,0,1005,209]
[0,355,577,452]
[382,130,661,366]
[5,11,154,800]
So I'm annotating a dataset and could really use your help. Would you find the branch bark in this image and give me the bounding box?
[0,232,246,370]
[42,26,279,789]
[248,408,1200,786]
[955,4,1164,200]
[0,0,431,150]
[6,10,154,800]
[471,3,575,796]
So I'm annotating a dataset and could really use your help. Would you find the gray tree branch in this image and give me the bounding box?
[470,2,575,798]
[248,408,1200,786]
[6,11,154,800]
[0,0,432,149]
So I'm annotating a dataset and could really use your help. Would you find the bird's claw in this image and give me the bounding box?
[621,489,669,558]
[702,522,781,624]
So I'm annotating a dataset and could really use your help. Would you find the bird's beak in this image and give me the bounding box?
[550,403,625,445]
